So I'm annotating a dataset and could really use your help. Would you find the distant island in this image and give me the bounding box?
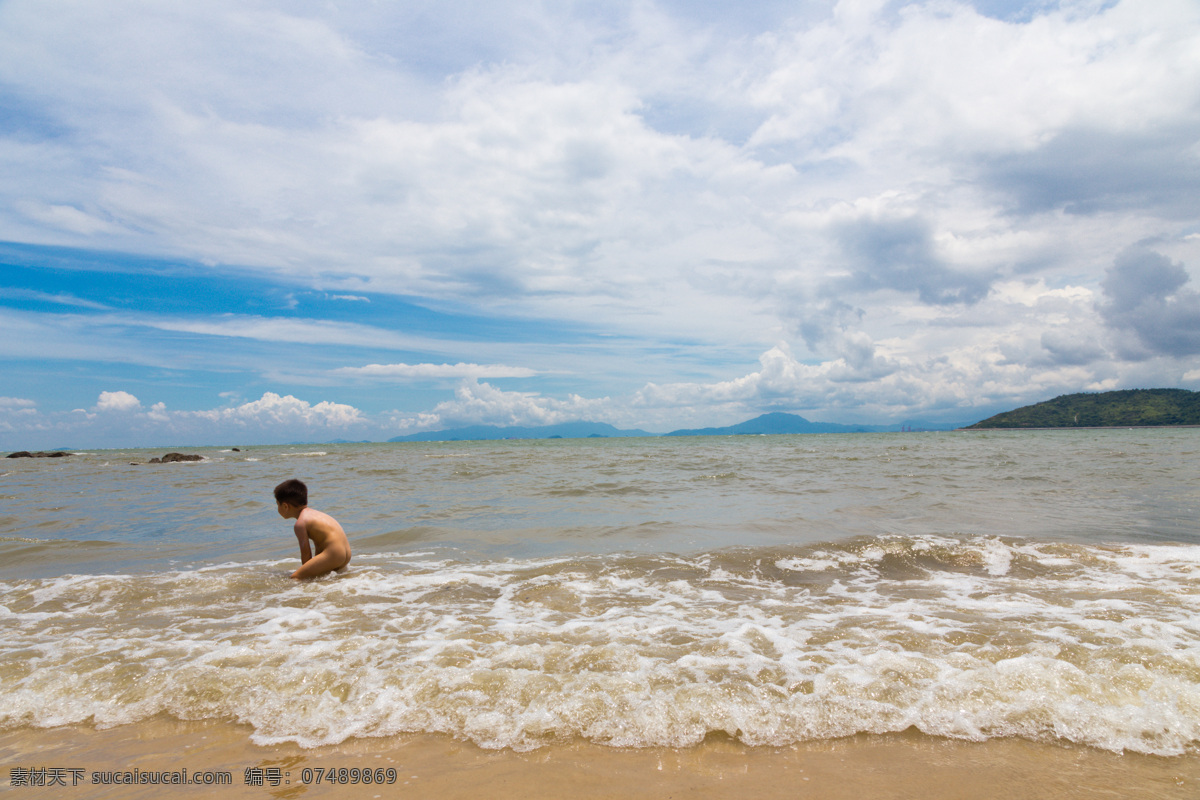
[964,389,1200,429]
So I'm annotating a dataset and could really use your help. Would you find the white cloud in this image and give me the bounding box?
[1,392,371,449]
[192,392,366,429]
[389,379,613,432]
[750,0,1200,157]
[0,288,109,310]
[147,401,169,423]
[14,201,120,236]
[95,390,141,412]
[0,397,39,435]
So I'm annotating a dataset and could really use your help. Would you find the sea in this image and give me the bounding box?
[1,430,1197,757]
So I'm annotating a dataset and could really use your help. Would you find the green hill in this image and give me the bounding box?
[965,389,1200,429]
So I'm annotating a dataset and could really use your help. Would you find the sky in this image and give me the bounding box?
[1,0,1199,448]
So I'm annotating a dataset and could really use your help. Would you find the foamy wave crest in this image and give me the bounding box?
[1,536,1197,754]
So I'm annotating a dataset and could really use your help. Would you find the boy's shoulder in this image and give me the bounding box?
[300,507,341,526]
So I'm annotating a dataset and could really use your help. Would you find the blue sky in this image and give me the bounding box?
[1,0,1199,447]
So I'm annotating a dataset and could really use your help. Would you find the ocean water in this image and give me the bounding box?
[1,431,1198,755]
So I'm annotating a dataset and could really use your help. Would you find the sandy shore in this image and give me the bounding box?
[1,718,1195,799]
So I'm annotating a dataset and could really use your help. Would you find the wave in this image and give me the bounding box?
[1,535,1197,755]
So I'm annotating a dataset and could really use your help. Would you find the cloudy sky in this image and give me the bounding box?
[1,0,1198,447]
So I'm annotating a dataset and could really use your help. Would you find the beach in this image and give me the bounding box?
[2,431,1198,797]
[3,719,1197,799]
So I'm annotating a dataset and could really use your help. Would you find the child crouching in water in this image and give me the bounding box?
[274,478,351,579]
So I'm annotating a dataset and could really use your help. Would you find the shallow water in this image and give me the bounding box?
[1,430,1198,755]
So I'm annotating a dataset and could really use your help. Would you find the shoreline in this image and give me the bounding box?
[2,718,1196,799]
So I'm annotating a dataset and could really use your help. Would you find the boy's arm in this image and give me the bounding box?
[294,520,312,564]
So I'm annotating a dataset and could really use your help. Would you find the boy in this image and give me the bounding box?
[273,478,351,579]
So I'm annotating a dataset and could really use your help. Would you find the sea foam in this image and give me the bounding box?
[1,536,1197,755]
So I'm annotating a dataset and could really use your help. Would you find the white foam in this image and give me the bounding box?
[979,537,1013,575]
[776,553,856,572]
[2,539,1198,755]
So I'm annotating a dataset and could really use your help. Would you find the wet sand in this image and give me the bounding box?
[1,719,1195,799]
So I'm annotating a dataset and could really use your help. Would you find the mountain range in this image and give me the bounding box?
[663,412,880,436]
[386,412,963,442]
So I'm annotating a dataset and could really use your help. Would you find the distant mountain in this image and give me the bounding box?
[665,412,879,436]
[387,412,966,443]
[964,389,1200,429]
[387,421,655,442]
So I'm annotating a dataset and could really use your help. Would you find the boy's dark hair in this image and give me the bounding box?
[274,478,307,507]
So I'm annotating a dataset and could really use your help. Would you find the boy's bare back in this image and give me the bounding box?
[273,478,351,579]
[290,507,351,579]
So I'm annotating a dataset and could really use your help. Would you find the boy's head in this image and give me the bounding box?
[274,478,307,509]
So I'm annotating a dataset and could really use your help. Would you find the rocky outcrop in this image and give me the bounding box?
[5,451,74,458]
[148,453,204,463]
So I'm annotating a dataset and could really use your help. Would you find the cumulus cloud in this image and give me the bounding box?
[1,392,371,449]
[1038,328,1107,367]
[390,380,611,432]
[627,341,918,427]
[0,397,39,435]
[383,347,905,434]
[983,127,1200,218]
[1100,246,1200,359]
[193,392,366,429]
[834,214,993,305]
[95,390,141,412]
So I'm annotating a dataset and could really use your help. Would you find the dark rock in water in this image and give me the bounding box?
[231,447,241,452]
[148,452,204,463]
[6,450,74,458]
